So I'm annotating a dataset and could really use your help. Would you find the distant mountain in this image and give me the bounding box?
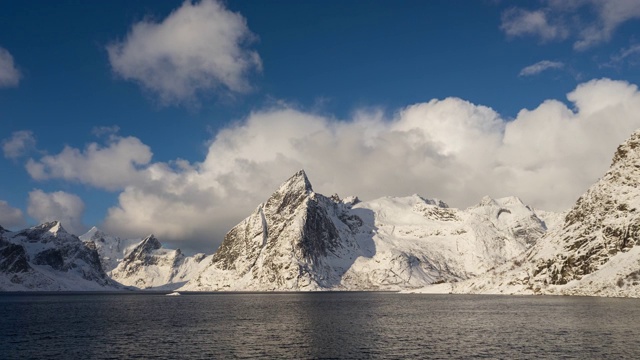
[80,228,207,290]
[411,128,640,297]
[181,170,552,291]
[0,221,119,291]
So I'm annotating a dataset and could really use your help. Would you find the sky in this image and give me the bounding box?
[1,0,640,253]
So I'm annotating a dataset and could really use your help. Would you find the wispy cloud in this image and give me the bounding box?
[519,60,565,77]
[605,43,640,67]
[501,0,640,51]
[107,0,261,106]
[501,8,568,42]
[0,46,20,88]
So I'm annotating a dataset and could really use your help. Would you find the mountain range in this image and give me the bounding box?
[2,129,640,297]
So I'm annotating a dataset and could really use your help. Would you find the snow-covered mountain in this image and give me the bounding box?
[181,170,552,291]
[0,221,119,291]
[80,228,207,290]
[410,129,640,297]
[79,227,140,273]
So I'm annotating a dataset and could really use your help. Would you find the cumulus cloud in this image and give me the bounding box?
[27,190,86,235]
[501,0,640,50]
[0,46,20,88]
[0,200,25,228]
[2,130,36,159]
[26,135,152,191]
[107,0,261,105]
[26,79,640,252]
[519,60,565,76]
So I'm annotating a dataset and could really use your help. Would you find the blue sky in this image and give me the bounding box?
[1,0,640,252]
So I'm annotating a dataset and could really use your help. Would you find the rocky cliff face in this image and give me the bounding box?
[418,129,640,297]
[529,129,640,292]
[182,170,551,291]
[0,222,118,291]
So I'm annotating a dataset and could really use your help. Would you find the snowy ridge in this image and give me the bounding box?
[409,129,640,297]
[181,170,551,291]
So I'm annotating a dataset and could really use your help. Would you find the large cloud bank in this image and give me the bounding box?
[24,79,640,250]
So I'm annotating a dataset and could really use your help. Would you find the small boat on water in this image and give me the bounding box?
[166,291,181,296]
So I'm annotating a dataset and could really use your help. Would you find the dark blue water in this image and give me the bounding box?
[1,292,639,359]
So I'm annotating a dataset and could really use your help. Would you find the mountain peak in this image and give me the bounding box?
[33,221,67,235]
[496,196,524,207]
[140,234,161,250]
[476,196,498,207]
[123,234,161,263]
[81,226,105,241]
[277,169,313,194]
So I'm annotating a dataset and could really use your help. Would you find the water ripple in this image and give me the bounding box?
[1,293,640,359]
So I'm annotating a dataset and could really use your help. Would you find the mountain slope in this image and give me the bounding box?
[182,170,551,291]
[411,129,640,297]
[0,222,119,291]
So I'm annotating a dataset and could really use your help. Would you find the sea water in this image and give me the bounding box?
[1,292,639,359]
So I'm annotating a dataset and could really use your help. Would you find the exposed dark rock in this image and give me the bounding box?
[0,240,31,273]
[33,248,65,270]
[124,235,162,263]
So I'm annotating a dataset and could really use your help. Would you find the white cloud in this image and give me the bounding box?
[0,200,25,228]
[107,0,261,106]
[519,60,565,76]
[26,135,152,191]
[501,0,640,50]
[0,46,20,88]
[26,79,640,252]
[2,130,36,159]
[27,190,86,235]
